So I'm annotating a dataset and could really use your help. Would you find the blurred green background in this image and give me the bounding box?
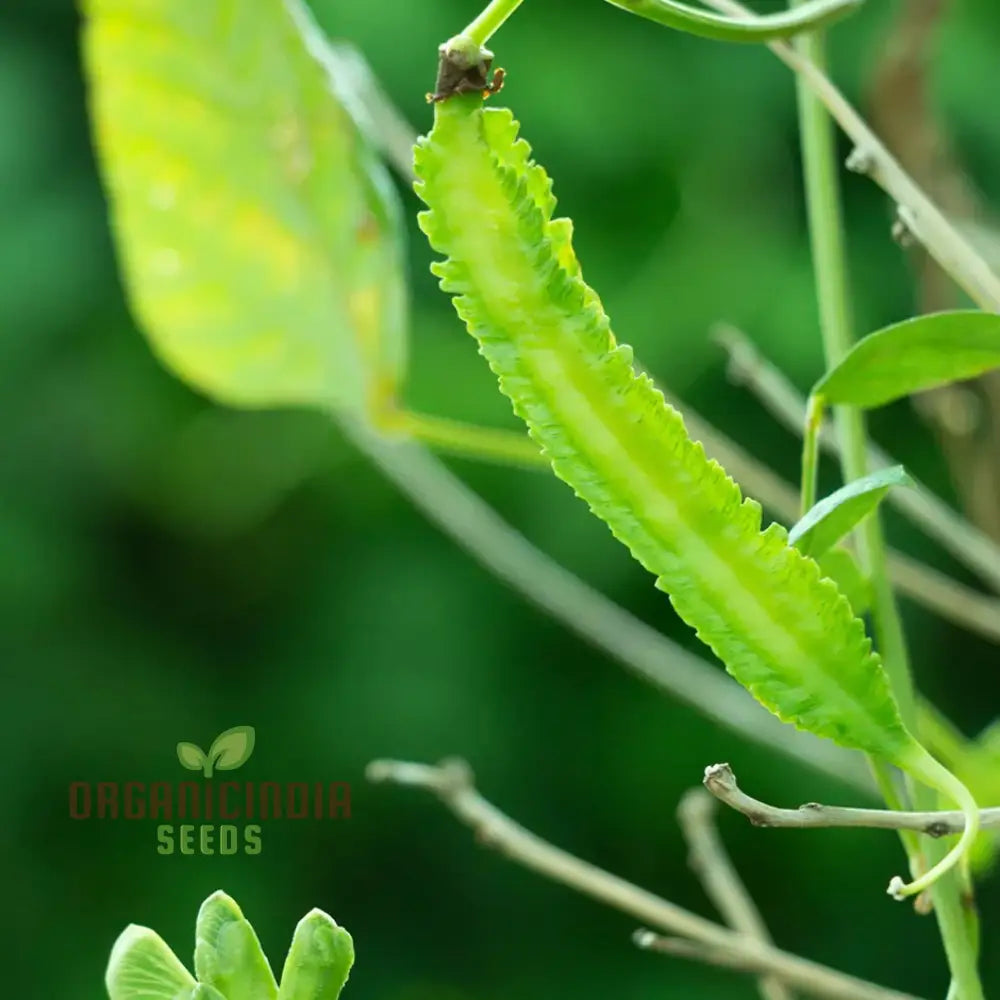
[4,0,1000,996]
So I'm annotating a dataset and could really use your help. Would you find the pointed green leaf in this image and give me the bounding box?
[176,742,207,771]
[814,311,1000,408]
[80,0,407,413]
[209,725,256,771]
[194,891,278,1000]
[277,909,354,1000]
[815,547,871,616]
[106,925,195,1000]
[789,466,913,557]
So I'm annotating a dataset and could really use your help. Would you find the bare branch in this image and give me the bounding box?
[699,0,1000,312]
[677,789,794,1000]
[368,758,926,1000]
[637,931,807,981]
[704,763,1000,835]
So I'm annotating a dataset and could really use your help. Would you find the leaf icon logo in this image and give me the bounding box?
[177,742,208,773]
[176,726,256,778]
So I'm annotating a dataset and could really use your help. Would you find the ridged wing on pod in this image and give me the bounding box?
[414,94,916,766]
[80,0,406,413]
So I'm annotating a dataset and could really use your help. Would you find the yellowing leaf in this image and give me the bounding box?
[80,0,407,413]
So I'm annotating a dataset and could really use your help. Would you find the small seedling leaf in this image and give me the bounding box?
[209,725,256,771]
[789,466,913,558]
[80,0,408,414]
[195,891,278,1000]
[277,908,354,1000]
[176,742,207,772]
[814,311,1000,408]
[106,925,195,1000]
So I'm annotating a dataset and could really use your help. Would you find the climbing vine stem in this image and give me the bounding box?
[462,0,527,47]
[799,393,824,516]
[789,7,982,997]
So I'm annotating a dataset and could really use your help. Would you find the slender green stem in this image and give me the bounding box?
[603,0,862,43]
[927,857,982,1000]
[790,14,915,722]
[790,12,982,998]
[462,0,527,47]
[869,759,924,875]
[919,703,975,771]
[378,409,547,469]
[887,755,979,900]
[799,393,825,516]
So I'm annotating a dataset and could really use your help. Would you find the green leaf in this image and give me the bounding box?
[194,891,278,1000]
[209,725,256,771]
[176,742,207,772]
[976,718,1000,756]
[815,548,871,616]
[80,0,407,412]
[106,925,195,1000]
[414,95,915,765]
[789,467,913,557]
[277,909,354,1000]
[814,311,1000,408]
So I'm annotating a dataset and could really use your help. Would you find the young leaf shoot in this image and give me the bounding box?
[194,891,278,999]
[789,466,914,558]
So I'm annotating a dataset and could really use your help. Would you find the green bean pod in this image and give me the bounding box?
[414,87,977,899]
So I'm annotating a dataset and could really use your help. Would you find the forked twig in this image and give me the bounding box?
[635,932,802,980]
[704,763,1000,835]
[367,758,925,1000]
[677,788,794,1000]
